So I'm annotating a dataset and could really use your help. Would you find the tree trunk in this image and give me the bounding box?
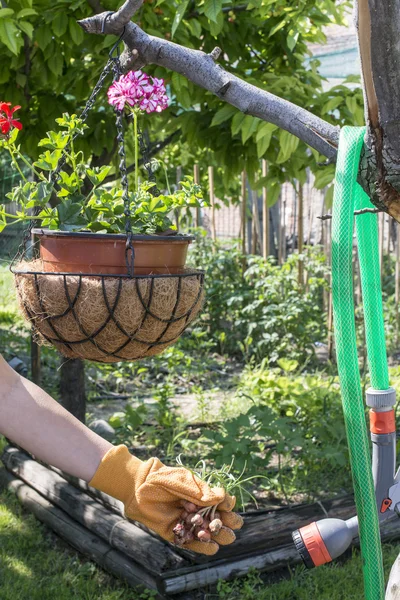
[59,357,86,423]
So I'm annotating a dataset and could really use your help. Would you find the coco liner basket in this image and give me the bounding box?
[10,40,205,363]
[13,260,204,363]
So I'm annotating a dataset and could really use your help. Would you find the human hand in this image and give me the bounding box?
[89,445,243,555]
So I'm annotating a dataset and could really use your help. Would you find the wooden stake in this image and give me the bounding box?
[252,189,262,255]
[298,184,304,286]
[193,164,201,227]
[326,219,333,361]
[208,166,216,243]
[262,160,269,258]
[241,171,247,265]
[31,230,41,385]
[278,196,282,266]
[307,191,314,246]
[396,224,400,346]
[281,194,286,263]
[59,357,86,423]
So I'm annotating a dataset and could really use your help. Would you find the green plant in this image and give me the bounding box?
[1,112,206,234]
[201,360,350,501]
[189,234,329,365]
[176,455,265,510]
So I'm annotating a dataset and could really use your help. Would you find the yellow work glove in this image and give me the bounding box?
[89,445,243,555]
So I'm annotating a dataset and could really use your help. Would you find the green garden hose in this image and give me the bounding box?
[331,126,386,599]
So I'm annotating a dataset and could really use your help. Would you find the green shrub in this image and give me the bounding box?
[189,232,329,365]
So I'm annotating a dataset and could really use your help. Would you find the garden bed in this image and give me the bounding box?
[3,445,400,598]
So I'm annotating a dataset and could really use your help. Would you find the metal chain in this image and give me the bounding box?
[110,54,130,235]
[109,48,135,276]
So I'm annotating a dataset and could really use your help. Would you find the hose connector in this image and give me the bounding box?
[366,387,396,410]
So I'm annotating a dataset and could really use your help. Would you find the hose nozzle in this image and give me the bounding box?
[292,517,357,568]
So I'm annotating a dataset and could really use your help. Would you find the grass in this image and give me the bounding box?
[1,475,399,600]
[0,485,155,600]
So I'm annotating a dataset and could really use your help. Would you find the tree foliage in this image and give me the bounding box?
[0,0,363,200]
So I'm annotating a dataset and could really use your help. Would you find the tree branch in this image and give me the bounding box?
[78,5,339,160]
[78,0,400,220]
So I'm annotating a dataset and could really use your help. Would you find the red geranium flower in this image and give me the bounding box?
[0,102,23,135]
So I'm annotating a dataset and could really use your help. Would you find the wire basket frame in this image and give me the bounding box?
[13,260,205,363]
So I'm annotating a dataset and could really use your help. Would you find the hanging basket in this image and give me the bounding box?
[13,260,204,363]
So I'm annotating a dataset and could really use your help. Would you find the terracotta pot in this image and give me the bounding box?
[32,229,194,275]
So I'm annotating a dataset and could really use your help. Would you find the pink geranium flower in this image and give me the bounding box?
[107,78,139,111]
[107,70,169,114]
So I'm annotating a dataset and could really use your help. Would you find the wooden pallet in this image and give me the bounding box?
[2,445,400,598]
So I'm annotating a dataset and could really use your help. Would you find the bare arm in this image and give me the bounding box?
[0,355,112,482]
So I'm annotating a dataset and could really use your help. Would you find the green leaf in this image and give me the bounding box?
[210,11,224,36]
[17,8,38,18]
[286,31,299,51]
[48,51,63,76]
[0,8,14,18]
[87,166,112,186]
[231,112,246,136]
[257,135,270,158]
[0,18,21,55]
[345,95,359,117]
[276,130,299,164]
[34,149,62,170]
[256,122,276,141]
[313,164,335,189]
[52,12,68,37]
[15,72,27,87]
[204,0,222,23]
[171,71,188,93]
[241,115,259,144]
[18,20,34,39]
[211,104,237,127]
[321,96,343,114]
[187,18,201,38]
[268,18,287,37]
[69,18,84,45]
[171,0,190,38]
[266,180,281,206]
[35,25,52,50]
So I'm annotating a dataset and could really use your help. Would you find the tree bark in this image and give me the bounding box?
[59,357,86,423]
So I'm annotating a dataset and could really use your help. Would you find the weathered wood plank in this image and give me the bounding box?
[0,468,164,597]
[2,446,187,573]
[162,513,400,593]
[163,544,301,593]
